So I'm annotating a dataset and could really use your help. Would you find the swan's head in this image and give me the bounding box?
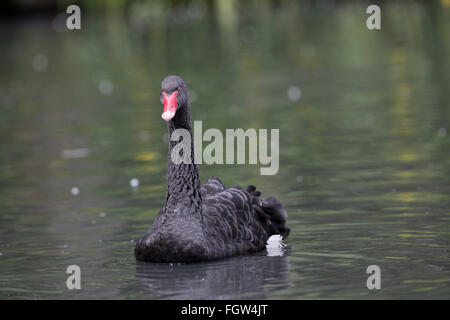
[160,75,188,122]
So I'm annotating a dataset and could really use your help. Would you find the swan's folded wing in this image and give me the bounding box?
[203,186,265,246]
[200,176,226,197]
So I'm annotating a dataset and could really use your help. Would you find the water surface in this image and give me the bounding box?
[0,2,449,299]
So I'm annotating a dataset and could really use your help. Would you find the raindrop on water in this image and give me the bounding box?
[32,54,48,72]
[287,86,302,102]
[130,178,140,188]
[189,89,198,103]
[139,130,150,141]
[99,79,114,96]
[52,13,67,33]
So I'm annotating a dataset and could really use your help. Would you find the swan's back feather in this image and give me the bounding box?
[200,176,226,197]
[199,177,288,260]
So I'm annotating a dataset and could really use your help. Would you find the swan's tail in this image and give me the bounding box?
[266,234,286,256]
[247,185,290,239]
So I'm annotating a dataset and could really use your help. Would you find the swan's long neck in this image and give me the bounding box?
[165,103,202,215]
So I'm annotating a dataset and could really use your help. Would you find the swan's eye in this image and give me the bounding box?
[177,87,181,93]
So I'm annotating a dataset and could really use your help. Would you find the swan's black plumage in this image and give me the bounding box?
[134,75,289,263]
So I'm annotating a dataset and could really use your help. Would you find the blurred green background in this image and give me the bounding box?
[0,0,449,299]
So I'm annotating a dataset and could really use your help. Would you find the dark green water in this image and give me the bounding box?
[0,2,449,299]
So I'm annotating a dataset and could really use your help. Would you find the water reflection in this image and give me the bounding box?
[136,254,291,299]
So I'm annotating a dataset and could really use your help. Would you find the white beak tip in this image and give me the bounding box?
[161,111,175,122]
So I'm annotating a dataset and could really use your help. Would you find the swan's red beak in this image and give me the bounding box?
[161,91,178,122]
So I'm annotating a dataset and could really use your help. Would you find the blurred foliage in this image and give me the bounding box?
[2,0,449,15]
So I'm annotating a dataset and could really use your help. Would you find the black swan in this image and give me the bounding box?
[134,75,290,263]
